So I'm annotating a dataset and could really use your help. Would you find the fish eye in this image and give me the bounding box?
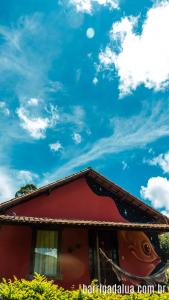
[142,242,152,256]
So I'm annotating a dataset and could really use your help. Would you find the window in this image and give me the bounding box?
[33,230,59,277]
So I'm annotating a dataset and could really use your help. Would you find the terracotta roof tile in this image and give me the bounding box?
[0,215,169,231]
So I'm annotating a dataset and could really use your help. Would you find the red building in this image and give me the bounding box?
[0,168,168,289]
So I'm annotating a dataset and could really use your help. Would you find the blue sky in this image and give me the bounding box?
[0,0,169,217]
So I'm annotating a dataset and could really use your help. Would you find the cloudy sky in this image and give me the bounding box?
[0,0,169,217]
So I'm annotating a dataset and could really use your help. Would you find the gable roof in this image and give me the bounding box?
[0,167,168,224]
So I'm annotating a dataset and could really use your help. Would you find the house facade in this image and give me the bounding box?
[0,168,168,289]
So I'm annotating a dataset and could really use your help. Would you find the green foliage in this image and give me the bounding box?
[0,273,168,300]
[0,274,68,300]
[166,268,169,285]
[15,184,37,198]
[159,233,169,262]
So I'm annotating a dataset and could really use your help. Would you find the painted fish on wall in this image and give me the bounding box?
[118,230,161,277]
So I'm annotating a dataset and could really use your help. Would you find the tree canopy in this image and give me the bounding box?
[15,184,37,198]
[159,233,169,262]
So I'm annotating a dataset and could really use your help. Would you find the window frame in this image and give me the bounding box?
[30,226,62,280]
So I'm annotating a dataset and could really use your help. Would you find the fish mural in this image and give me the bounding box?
[87,178,168,285]
[99,228,168,285]
[118,231,161,277]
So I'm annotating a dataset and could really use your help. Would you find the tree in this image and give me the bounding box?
[159,233,169,262]
[15,184,37,198]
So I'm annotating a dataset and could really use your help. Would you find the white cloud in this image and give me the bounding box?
[0,168,16,201]
[0,13,64,105]
[0,101,10,116]
[86,27,95,39]
[45,104,60,128]
[0,14,64,162]
[17,107,49,139]
[161,210,169,217]
[0,167,39,202]
[0,15,43,92]
[122,161,128,170]
[70,0,92,13]
[140,176,169,216]
[78,0,92,12]
[99,46,116,68]
[69,0,119,14]
[148,148,154,154]
[16,105,59,139]
[48,81,63,93]
[49,142,63,152]
[92,77,98,85]
[98,1,169,96]
[72,132,82,144]
[148,151,169,173]
[61,106,86,130]
[42,102,169,183]
[16,103,85,141]
[16,170,39,184]
[28,98,39,106]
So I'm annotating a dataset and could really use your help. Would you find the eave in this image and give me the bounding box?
[0,215,169,232]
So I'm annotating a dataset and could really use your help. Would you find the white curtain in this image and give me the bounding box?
[34,230,58,276]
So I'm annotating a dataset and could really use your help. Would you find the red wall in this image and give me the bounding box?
[0,225,90,289]
[0,225,32,278]
[6,177,126,222]
[59,228,90,289]
[0,177,127,287]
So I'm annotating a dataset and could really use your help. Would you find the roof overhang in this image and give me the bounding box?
[0,215,169,232]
